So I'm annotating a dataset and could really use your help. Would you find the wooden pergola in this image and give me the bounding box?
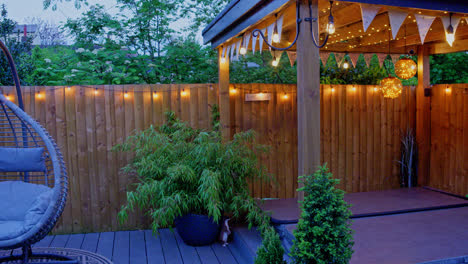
[202,0,468,198]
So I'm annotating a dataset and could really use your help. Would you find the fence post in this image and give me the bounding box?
[218,47,231,139]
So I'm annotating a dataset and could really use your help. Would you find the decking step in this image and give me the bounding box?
[228,227,262,264]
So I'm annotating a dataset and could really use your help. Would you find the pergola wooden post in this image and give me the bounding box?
[296,0,321,200]
[218,47,230,139]
[416,45,431,186]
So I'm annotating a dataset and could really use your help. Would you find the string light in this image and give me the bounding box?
[94,88,99,95]
[373,87,379,92]
[331,88,335,92]
[220,56,226,63]
[282,93,289,99]
[446,13,455,47]
[124,91,129,99]
[272,14,280,43]
[445,87,451,93]
[230,88,238,95]
[342,60,349,69]
[351,86,356,92]
[153,92,159,99]
[272,56,279,67]
[5,94,12,101]
[181,89,187,96]
[36,92,44,99]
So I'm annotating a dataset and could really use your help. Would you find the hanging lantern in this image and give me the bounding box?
[394,58,417,79]
[380,76,403,99]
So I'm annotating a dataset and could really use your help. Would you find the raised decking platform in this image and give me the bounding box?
[258,187,468,224]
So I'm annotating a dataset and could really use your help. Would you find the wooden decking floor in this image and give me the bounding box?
[28,229,241,264]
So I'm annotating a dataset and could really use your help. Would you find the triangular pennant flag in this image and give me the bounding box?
[363,53,374,67]
[320,52,330,66]
[267,23,275,46]
[251,32,258,54]
[390,54,401,65]
[287,51,297,67]
[235,40,241,60]
[244,33,251,51]
[376,53,387,67]
[229,44,235,61]
[360,4,381,32]
[349,53,360,67]
[441,16,461,34]
[222,46,226,58]
[334,53,345,66]
[259,28,266,53]
[415,14,436,44]
[277,15,284,42]
[387,10,408,39]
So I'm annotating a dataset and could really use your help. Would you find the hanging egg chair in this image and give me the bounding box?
[0,40,75,263]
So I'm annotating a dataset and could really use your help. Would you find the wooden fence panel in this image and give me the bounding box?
[429,84,468,196]
[0,83,432,233]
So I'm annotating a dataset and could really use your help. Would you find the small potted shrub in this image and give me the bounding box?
[290,165,354,264]
[116,106,270,246]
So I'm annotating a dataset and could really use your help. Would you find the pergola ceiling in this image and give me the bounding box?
[215,0,468,55]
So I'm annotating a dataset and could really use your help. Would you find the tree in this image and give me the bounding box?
[0,4,34,86]
[43,0,86,10]
[180,0,229,32]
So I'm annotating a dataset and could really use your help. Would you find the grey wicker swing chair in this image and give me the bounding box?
[0,41,76,264]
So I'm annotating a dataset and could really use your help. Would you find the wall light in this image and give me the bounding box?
[124,91,129,99]
[331,88,335,92]
[282,93,289,99]
[230,88,238,95]
[445,87,451,93]
[181,89,187,96]
[36,92,44,99]
[94,88,99,95]
[5,94,12,101]
[351,86,356,92]
[153,92,159,99]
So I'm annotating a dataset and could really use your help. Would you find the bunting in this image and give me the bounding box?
[267,23,275,46]
[287,51,297,67]
[387,10,408,39]
[360,4,381,32]
[390,54,401,65]
[244,33,251,51]
[363,53,374,67]
[334,53,345,66]
[376,53,387,67]
[441,16,461,35]
[349,53,361,67]
[251,32,258,54]
[259,28,266,53]
[235,40,241,60]
[414,14,436,44]
[277,15,284,43]
[229,44,235,61]
[320,52,330,66]
[221,46,226,59]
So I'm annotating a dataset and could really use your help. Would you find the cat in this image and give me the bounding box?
[219,218,231,247]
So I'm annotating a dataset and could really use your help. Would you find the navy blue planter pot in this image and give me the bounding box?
[175,214,221,246]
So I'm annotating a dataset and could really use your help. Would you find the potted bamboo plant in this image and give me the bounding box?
[116,106,269,246]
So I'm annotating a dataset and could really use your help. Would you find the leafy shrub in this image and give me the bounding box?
[290,165,353,264]
[254,227,286,264]
[116,106,272,233]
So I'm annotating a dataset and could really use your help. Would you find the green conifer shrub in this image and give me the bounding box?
[290,165,354,264]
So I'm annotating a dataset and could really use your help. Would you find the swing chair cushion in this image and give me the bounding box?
[0,181,53,240]
[0,147,46,172]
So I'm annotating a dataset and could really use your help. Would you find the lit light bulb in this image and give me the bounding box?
[36,92,43,99]
[5,94,11,101]
[230,88,237,95]
[181,89,187,96]
[220,57,226,63]
[373,87,379,92]
[94,88,99,95]
[446,25,455,47]
[282,93,289,99]
[445,88,451,93]
[272,57,279,67]
[327,16,335,34]
[331,88,335,93]
[272,32,280,43]
[124,91,129,99]
[343,61,349,69]
[239,47,247,55]
[153,92,159,99]
[351,86,356,92]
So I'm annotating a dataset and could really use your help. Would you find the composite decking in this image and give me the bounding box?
[25,228,249,264]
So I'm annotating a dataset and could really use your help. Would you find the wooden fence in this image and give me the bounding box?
[429,84,468,196]
[2,83,465,233]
